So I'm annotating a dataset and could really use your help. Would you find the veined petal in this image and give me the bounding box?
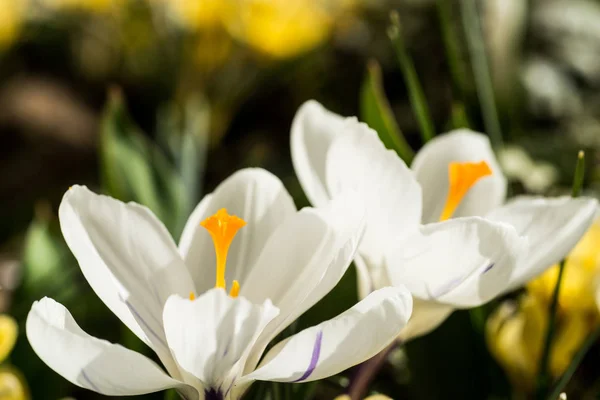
[178,169,296,294]
[241,287,412,383]
[485,196,598,291]
[291,100,345,206]
[26,298,196,398]
[411,130,506,223]
[386,217,528,307]
[59,186,194,374]
[163,290,278,396]
[241,194,365,371]
[326,118,422,261]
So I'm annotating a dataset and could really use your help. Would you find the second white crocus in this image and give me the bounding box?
[291,100,598,340]
[26,168,412,400]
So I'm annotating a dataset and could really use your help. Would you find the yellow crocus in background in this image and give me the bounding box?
[487,217,600,392]
[164,0,355,60]
[0,0,27,49]
[0,315,28,400]
[223,0,354,59]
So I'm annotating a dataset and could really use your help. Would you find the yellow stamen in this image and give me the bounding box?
[439,161,492,221]
[229,280,240,298]
[189,292,195,300]
[201,208,246,290]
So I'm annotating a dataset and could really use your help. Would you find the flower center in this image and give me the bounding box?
[190,208,246,299]
[439,161,492,221]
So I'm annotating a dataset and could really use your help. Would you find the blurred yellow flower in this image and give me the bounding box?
[223,0,352,59]
[528,219,600,312]
[223,0,331,58]
[0,0,27,49]
[0,368,29,400]
[487,218,600,392]
[0,316,17,364]
[0,315,28,400]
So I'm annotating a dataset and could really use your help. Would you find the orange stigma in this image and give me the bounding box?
[201,208,246,292]
[229,280,240,298]
[439,161,492,221]
[189,292,196,300]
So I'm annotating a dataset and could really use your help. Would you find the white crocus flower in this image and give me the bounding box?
[26,168,413,400]
[291,100,598,340]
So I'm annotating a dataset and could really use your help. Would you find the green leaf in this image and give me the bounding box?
[100,88,186,235]
[360,60,414,163]
[22,212,64,293]
[155,94,210,238]
[179,96,210,216]
[387,13,436,144]
[16,205,81,320]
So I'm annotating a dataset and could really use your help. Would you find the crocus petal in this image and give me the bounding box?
[162,289,278,393]
[398,298,454,341]
[241,287,412,383]
[411,130,506,223]
[354,254,374,300]
[291,100,345,206]
[178,168,296,294]
[26,298,195,398]
[386,217,528,307]
[325,118,422,262]
[59,186,194,373]
[485,196,598,291]
[241,193,365,371]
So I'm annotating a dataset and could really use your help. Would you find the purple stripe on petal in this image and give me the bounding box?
[81,369,101,392]
[124,300,168,348]
[431,277,463,298]
[482,263,495,274]
[292,330,323,382]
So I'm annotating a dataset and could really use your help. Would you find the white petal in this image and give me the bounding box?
[241,193,365,369]
[26,298,195,398]
[354,254,392,300]
[354,254,373,300]
[162,290,278,393]
[386,217,528,307]
[326,118,422,262]
[291,100,345,206]
[242,287,412,383]
[59,186,194,372]
[178,168,296,294]
[485,196,598,291]
[411,129,506,223]
[398,298,454,342]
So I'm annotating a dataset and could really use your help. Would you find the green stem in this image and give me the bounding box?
[536,151,586,399]
[546,325,600,400]
[436,0,468,98]
[347,341,398,399]
[536,258,566,398]
[459,0,503,150]
[388,11,436,143]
